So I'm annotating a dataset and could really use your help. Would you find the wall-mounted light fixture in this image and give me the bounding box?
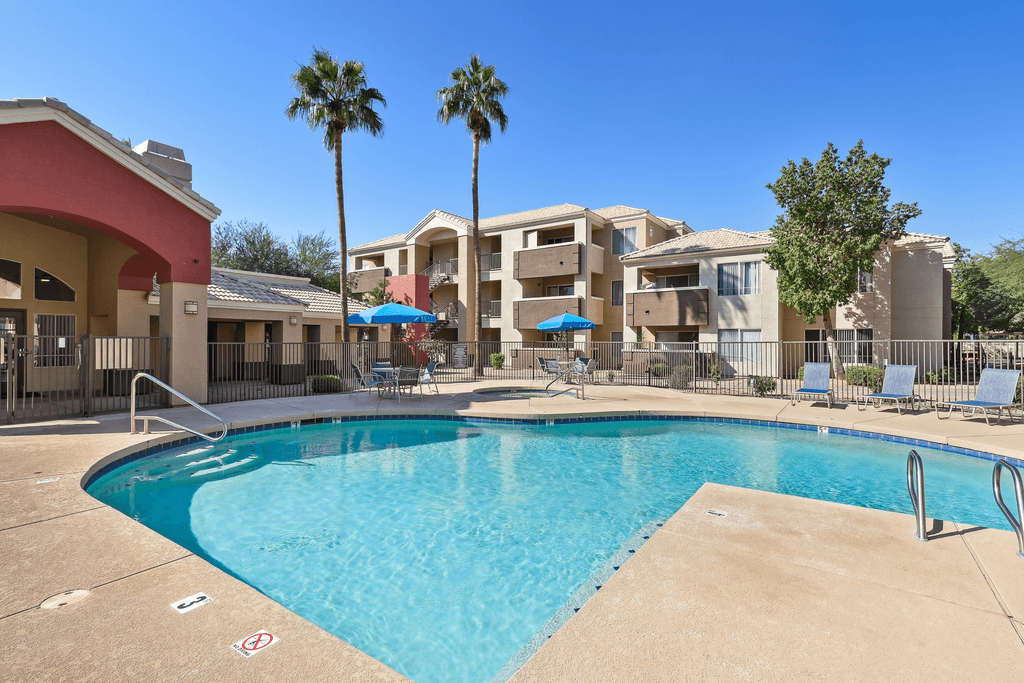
[289,316,298,326]
[184,301,199,315]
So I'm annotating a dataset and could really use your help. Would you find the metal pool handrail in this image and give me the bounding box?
[130,373,227,442]
[992,459,1024,559]
[907,450,928,542]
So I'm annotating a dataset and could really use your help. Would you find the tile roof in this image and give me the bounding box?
[352,233,406,252]
[1,97,220,216]
[621,228,775,261]
[591,205,648,220]
[207,271,305,306]
[478,203,587,228]
[154,270,365,315]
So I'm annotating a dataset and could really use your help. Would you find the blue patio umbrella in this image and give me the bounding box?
[537,312,595,357]
[347,302,436,325]
[536,312,596,331]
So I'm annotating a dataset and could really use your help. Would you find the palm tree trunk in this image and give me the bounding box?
[823,308,845,378]
[471,133,482,377]
[335,128,349,345]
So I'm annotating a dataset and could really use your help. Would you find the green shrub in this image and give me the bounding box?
[651,362,668,378]
[489,353,505,370]
[311,375,342,394]
[798,366,804,381]
[749,375,777,397]
[607,371,616,383]
[845,365,885,392]
[710,362,723,384]
[669,365,693,390]
[924,366,960,384]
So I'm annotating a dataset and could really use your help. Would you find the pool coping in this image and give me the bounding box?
[5,385,1024,682]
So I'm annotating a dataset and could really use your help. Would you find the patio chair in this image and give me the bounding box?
[935,368,1022,425]
[351,364,388,397]
[536,357,558,377]
[370,361,392,374]
[856,365,920,414]
[419,361,440,397]
[573,357,597,383]
[394,366,421,402]
[791,363,834,408]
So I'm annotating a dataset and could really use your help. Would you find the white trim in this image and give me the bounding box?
[0,103,220,221]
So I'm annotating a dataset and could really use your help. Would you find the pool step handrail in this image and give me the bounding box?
[907,450,928,542]
[992,459,1024,559]
[545,365,580,399]
[130,372,227,443]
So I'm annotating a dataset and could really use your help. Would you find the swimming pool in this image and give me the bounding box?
[86,418,1015,683]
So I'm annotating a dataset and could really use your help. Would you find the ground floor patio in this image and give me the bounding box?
[2,382,1022,682]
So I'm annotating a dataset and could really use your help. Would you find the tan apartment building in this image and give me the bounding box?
[348,203,694,348]
[349,204,953,352]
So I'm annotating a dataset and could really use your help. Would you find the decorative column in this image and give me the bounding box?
[158,281,208,404]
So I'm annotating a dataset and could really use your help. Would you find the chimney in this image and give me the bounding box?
[132,140,193,189]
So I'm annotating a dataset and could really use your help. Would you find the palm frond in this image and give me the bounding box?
[435,53,509,140]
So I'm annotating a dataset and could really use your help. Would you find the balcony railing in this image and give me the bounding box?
[487,300,501,317]
[512,242,581,280]
[626,287,710,327]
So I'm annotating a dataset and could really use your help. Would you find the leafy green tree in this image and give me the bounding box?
[764,141,921,377]
[436,54,508,374]
[287,48,386,342]
[980,236,1024,330]
[211,220,341,291]
[363,276,394,307]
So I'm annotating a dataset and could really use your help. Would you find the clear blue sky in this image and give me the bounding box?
[3,0,1021,254]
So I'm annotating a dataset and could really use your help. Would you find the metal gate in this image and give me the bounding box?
[3,334,170,424]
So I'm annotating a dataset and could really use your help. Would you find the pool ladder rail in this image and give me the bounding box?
[907,450,928,542]
[129,372,227,443]
[906,450,1024,559]
[993,459,1024,559]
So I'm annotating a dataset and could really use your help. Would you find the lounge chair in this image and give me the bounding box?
[419,361,440,396]
[856,365,920,414]
[351,364,388,397]
[791,363,834,408]
[935,368,1022,425]
[394,366,421,402]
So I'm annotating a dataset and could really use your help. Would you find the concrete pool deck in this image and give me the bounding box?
[1,381,1022,682]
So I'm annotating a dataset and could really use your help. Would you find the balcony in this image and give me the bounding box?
[513,243,581,280]
[513,295,583,329]
[349,266,388,294]
[626,287,710,327]
[588,243,605,275]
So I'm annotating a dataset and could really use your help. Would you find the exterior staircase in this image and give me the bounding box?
[428,300,458,337]
[423,259,458,291]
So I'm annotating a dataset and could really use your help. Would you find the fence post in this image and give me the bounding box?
[82,334,94,417]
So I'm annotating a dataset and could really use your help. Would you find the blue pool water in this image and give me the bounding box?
[86,420,1015,683]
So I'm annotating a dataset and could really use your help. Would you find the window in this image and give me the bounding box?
[546,285,574,297]
[718,328,762,363]
[487,300,501,317]
[489,252,502,270]
[0,259,22,299]
[657,273,699,289]
[34,268,76,302]
[611,280,623,307]
[546,236,573,245]
[717,261,760,296]
[836,328,874,364]
[612,227,637,255]
[858,268,874,293]
[33,314,76,367]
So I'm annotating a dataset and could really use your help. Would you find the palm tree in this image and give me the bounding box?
[287,48,386,343]
[436,54,508,375]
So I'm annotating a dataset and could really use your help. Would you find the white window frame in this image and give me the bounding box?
[717,261,760,296]
[611,227,637,255]
[857,267,874,293]
[718,328,762,363]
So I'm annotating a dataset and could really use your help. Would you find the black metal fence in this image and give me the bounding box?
[3,335,170,423]
[205,338,1024,408]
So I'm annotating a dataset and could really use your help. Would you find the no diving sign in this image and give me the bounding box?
[232,630,278,658]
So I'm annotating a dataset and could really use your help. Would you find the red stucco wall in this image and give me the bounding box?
[0,120,211,285]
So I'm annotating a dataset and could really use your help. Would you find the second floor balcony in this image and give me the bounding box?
[626,286,710,327]
[513,242,581,280]
[349,266,388,294]
[512,294,604,329]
